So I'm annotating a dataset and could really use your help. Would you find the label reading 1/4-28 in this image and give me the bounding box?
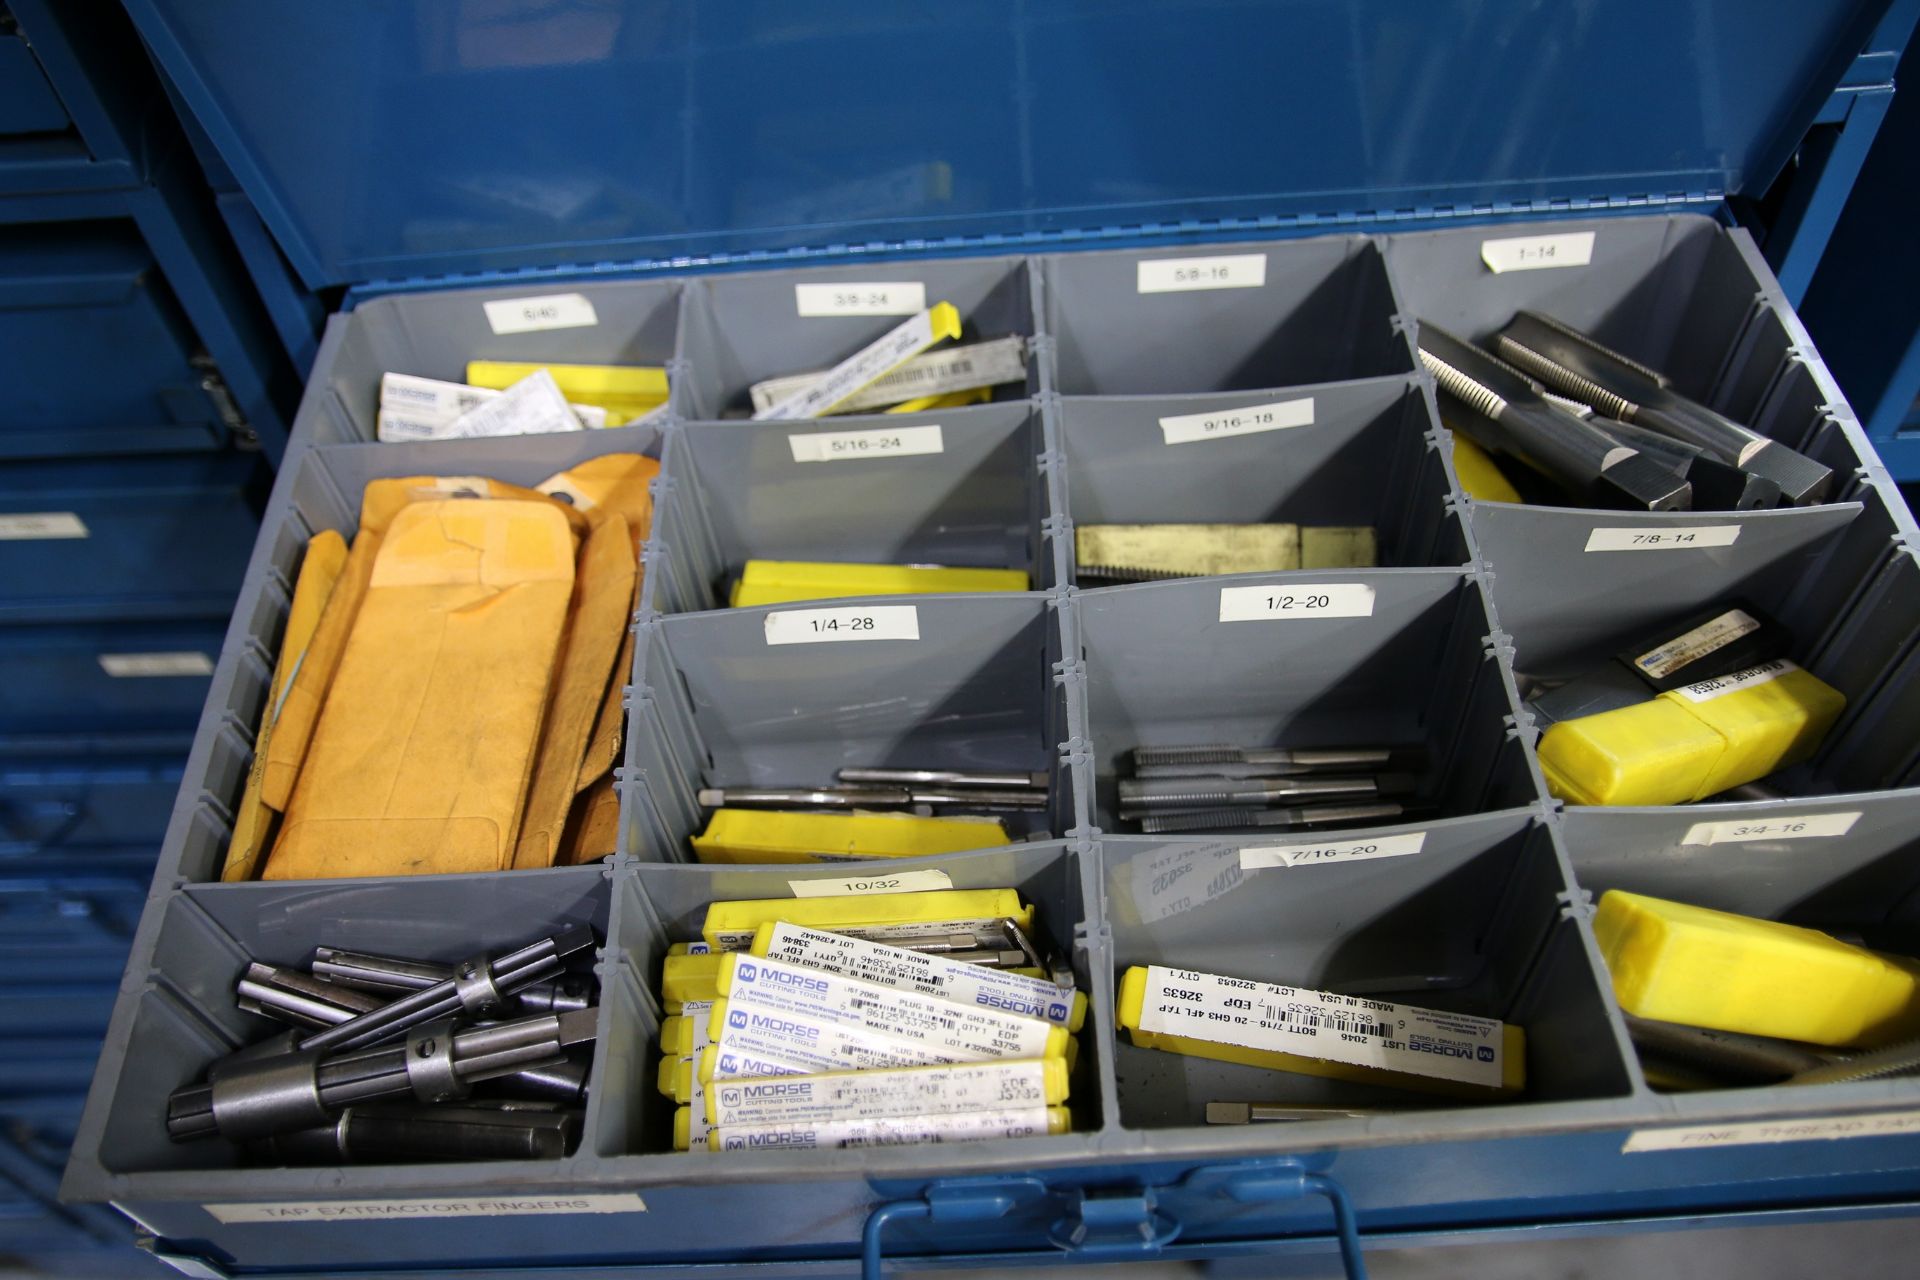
[1218,583,1375,621]
[1158,397,1314,445]
[764,605,920,646]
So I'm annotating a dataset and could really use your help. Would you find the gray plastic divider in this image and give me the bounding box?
[67,864,612,1186]
[1053,376,1464,584]
[677,257,1037,419]
[605,842,1099,1154]
[1041,236,1409,395]
[652,403,1050,613]
[1074,569,1535,834]
[303,279,683,446]
[1098,814,1636,1130]
[623,593,1077,860]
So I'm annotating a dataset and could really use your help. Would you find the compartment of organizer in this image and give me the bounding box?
[302,278,683,445]
[69,864,611,1185]
[623,593,1074,861]
[0,619,224,736]
[0,453,266,623]
[1560,797,1920,1096]
[1054,376,1463,586]
[1042,236,1408,396]
[0,222,224,456]
[655,403,1050,613]
[1389,214,1888,522]
[1497,500,1920,805]
[161,433,668,885]
[601,842,1099,1157]
[1076,569,1534,836]
[678,257,1035,419]
[1102,815,1634,1131]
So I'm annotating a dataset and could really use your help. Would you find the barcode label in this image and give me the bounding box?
[1136,965,1506,1089]
[795,282,926,316]
[482,292,598,334]
[1633,609,1761,679]
[1585,525,1741,552]
[1240,831,1427,869]
[1159,397,1314,445]
[788,425,943,463]
[1480,231,1596,274]
[1128,843,1247,924]
[1672,658,1796,704]
[0,512,88,540]
[99,652,215,678]
[1218,583,1375,621]
[747,338,1026,416]
[207,1194,646,1224]
[1138,254,1267,293]
[753,306,956,421]
[1681,811,1861,846]
[764,605,920,646]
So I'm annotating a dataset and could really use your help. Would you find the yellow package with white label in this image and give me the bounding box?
[265,500,576,878]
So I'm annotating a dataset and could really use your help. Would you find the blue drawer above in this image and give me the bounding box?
[0,22,68,136]
[0,754,186,858]
[0,452,264,623]
[0,620,225,736]
[0,223,226,458]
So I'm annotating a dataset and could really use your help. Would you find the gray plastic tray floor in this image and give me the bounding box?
[62,215,1920,1270]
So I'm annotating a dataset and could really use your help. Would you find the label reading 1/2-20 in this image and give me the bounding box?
[1218,583,1375,621]
[764,605,920,646]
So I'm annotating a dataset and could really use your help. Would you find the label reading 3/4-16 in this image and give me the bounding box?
[764,605,919,646]
[1137,253,1267,293]
[1682,811,1861,846]
[1585,525,1741,552]
[481,292,598,334]
[788,424,943,463]
[1480,231,1596,274]
[1218,583,1375,621]
[795,282,926,316]
[1159,397,1313,445]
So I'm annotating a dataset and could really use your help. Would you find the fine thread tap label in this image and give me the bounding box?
[1138,254,1267,293]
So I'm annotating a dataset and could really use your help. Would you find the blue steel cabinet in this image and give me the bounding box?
[0,18,68,136]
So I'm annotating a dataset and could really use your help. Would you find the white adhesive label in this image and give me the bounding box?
[753,308,951,420]
[789,869,954,898]
[1137,253,1267,293]
[1135,965,1506,1089]
[759,922,1077,1026]
[1158,397,1314,445]
[709,1045,812,1081]
[712,1106,1052,1151]
[726,953,1056,1061]
[1585,525,1742,552]
[1633,609,1761,680]
[709,1060,1055,1127]
[444,369,580,439]
[795,281,926,317]
[788,424,943,463]
[1127,843,1247,923]
[206,1194,645,1223]
[379,372,604,436]
[1682,811,1861,846]
[1480,231,1596,274]
[1672,658,1798,704]
[748,338,1027,416]
[681,1001,713,1152]
[0,512,88,540]
[764,605,919,646]
[98,652,214,678]
[1218,582,1375,621]
[482,292,599,335]
[1624,1109,1920,1153]
[1240,831,1427,869]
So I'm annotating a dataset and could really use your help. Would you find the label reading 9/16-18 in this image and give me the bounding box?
[1159,397,1314,445]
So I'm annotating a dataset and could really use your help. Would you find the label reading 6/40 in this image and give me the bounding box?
[764,605,920,646]
[1218,583,1375,621]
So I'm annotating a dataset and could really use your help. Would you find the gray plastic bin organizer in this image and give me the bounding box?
[1051,377,1466,586]
[620,591,1078,861]
[652,402,1054,615]
[63,216,1920,1273]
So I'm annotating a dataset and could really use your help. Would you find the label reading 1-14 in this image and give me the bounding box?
[1218,583,1375,621]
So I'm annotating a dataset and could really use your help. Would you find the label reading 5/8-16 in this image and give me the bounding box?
[764,605,919,646]
[1218,583,1375,621]
[1137,254,1267,293]
[1585,525,1741,552]
[1158,398,1313,445]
